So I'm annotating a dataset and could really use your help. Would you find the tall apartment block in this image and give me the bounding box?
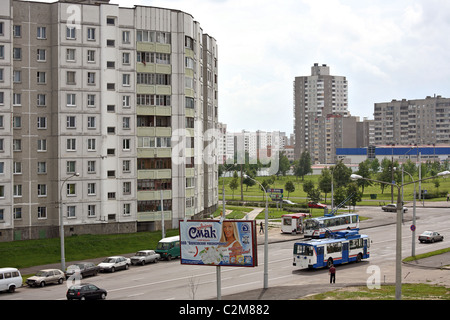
[373,95,450,146]
[0,0,218,241]
[293,63,349,164]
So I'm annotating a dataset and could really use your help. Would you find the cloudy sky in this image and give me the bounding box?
[33,0,450,134]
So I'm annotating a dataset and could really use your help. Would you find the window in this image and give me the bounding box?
[122,31,130,43]
[37,26,47,39]
[87,28,95,40]
[37,49,46,61]
[107,170,115,178]
[66,27,76,39]
[123,139,130,150]
[122,95,130,108]
[122,117,130,129]
[66,93,76,106]
[13,48,21,60]
[13,93,21,106]
[107,83,115,90]
[87,116,96,129]
[107,61,115,68]
[13,185,22,197]
[66,183,76,196]
[87,72,95,85]
[123,203,131,215]
[13,162,22,174]
[87,182,96,194]
[13,25,21,37]
[38,207,47,219]
[66,71,76,84]
[66,138,76,151]
[37,139,47,151]
[88,205,96,216]
[106,39,115,47]
[13,139,22,151]
[67,206,76,218]
[0,45,4,59]
[66,116,76,128]
[38,184,47,196]
[66,161,76,173]
[66,48,75,61]
[122,52,130,64]
[87,138,96,151]
[122,74,130,86]
[13,115,21,126]
[37,117,47,129]
[87,94,95,107]
[106,17,115,25]
[37,162,46,174]
[37,94,46,106]
[87,50,95,62]
[87,161,96,174]
[14,208,22,220]
[107,127,115,134]
[13,70,21,83]
[123,182,131,195]
[123,160,130,172]
[37,71,46,84]
[136,73,171,85]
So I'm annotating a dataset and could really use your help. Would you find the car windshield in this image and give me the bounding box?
[135,252,146,256]
[305,219,319,230]
[102,258,115,263]
[35,271,47,277]
[422,231,433,235]
[157,243,170,250]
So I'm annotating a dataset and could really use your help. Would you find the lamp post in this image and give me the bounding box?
[243,174,268,289]
[350,170,450,300]
[59,172,79,271]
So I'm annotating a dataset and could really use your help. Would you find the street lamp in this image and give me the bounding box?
[243,174,269,289]
[59,172,80,271]
[350,170,450,300]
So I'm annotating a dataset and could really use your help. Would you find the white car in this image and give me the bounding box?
[98,256,130,273]
[130,250,160,266]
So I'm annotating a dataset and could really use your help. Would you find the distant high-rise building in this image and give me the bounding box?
[373,95,450,146]
[293,63,349,164]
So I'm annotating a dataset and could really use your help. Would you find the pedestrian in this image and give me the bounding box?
[447,193,449,202]
[329,264,336,284]
[259,221,264,234]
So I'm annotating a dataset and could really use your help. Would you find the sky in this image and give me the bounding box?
[31,0,450,135]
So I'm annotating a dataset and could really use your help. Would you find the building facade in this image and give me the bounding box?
[373,95,450,146]
[293,63,349,164]
[0,0,218,241]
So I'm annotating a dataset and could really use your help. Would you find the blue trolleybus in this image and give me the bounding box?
[293,231,370,269]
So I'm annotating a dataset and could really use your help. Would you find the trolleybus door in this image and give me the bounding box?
[316,246,324,267]
[364,239,368,257]
[342,242,349,263]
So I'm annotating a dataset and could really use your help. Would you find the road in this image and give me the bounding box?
[2,206,449,300]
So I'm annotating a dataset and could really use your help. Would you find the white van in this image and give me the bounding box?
[0,267,23,293]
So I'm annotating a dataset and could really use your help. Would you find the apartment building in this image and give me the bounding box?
[0,0,218,241]
[373,95,450,146]
[293,63,349,164]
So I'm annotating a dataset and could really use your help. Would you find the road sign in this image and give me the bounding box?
[410,225,416,232]
[267,188,283,193]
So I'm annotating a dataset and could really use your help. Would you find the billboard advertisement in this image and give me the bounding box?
[179,220,257,267]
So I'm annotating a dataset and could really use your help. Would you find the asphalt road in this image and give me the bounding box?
[1,206,449,301]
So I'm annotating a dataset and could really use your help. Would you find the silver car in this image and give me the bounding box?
[98,256,130,272]
[419,231,444,243]
[26,269,65,287]
[381,204,408,212]
[130,250,160,266]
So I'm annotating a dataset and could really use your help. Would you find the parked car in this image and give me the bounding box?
[66,283,107,300]
[98,256,130,272]
[130,250,160,266]
[308,201,327,209]
[419,231,444,243]
[381,204,408,212]
[26,269,64,287]
[65,262,100,280]
[282,199,296,205]
[0,267,23,293]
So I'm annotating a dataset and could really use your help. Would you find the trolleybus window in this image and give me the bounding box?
[294,244,313,256]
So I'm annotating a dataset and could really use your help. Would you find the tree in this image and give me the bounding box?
[229,178,239,200]
[303,180,314,195]
[333,161,352,188]
[318,167,332,203]
[355,160,372,193]
[294,151,312,181]
[285,181,295,199]
[277,152,290,176]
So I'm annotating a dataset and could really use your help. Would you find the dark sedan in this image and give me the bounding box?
[66,283,107,300]
[65,262,99,280]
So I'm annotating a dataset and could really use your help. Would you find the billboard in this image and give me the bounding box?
[179,220,257,267]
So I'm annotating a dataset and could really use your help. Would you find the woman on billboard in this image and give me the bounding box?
[219,221,243,264]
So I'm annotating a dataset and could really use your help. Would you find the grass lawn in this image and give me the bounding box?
[0,229,179,269]
[302,283,450,300]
